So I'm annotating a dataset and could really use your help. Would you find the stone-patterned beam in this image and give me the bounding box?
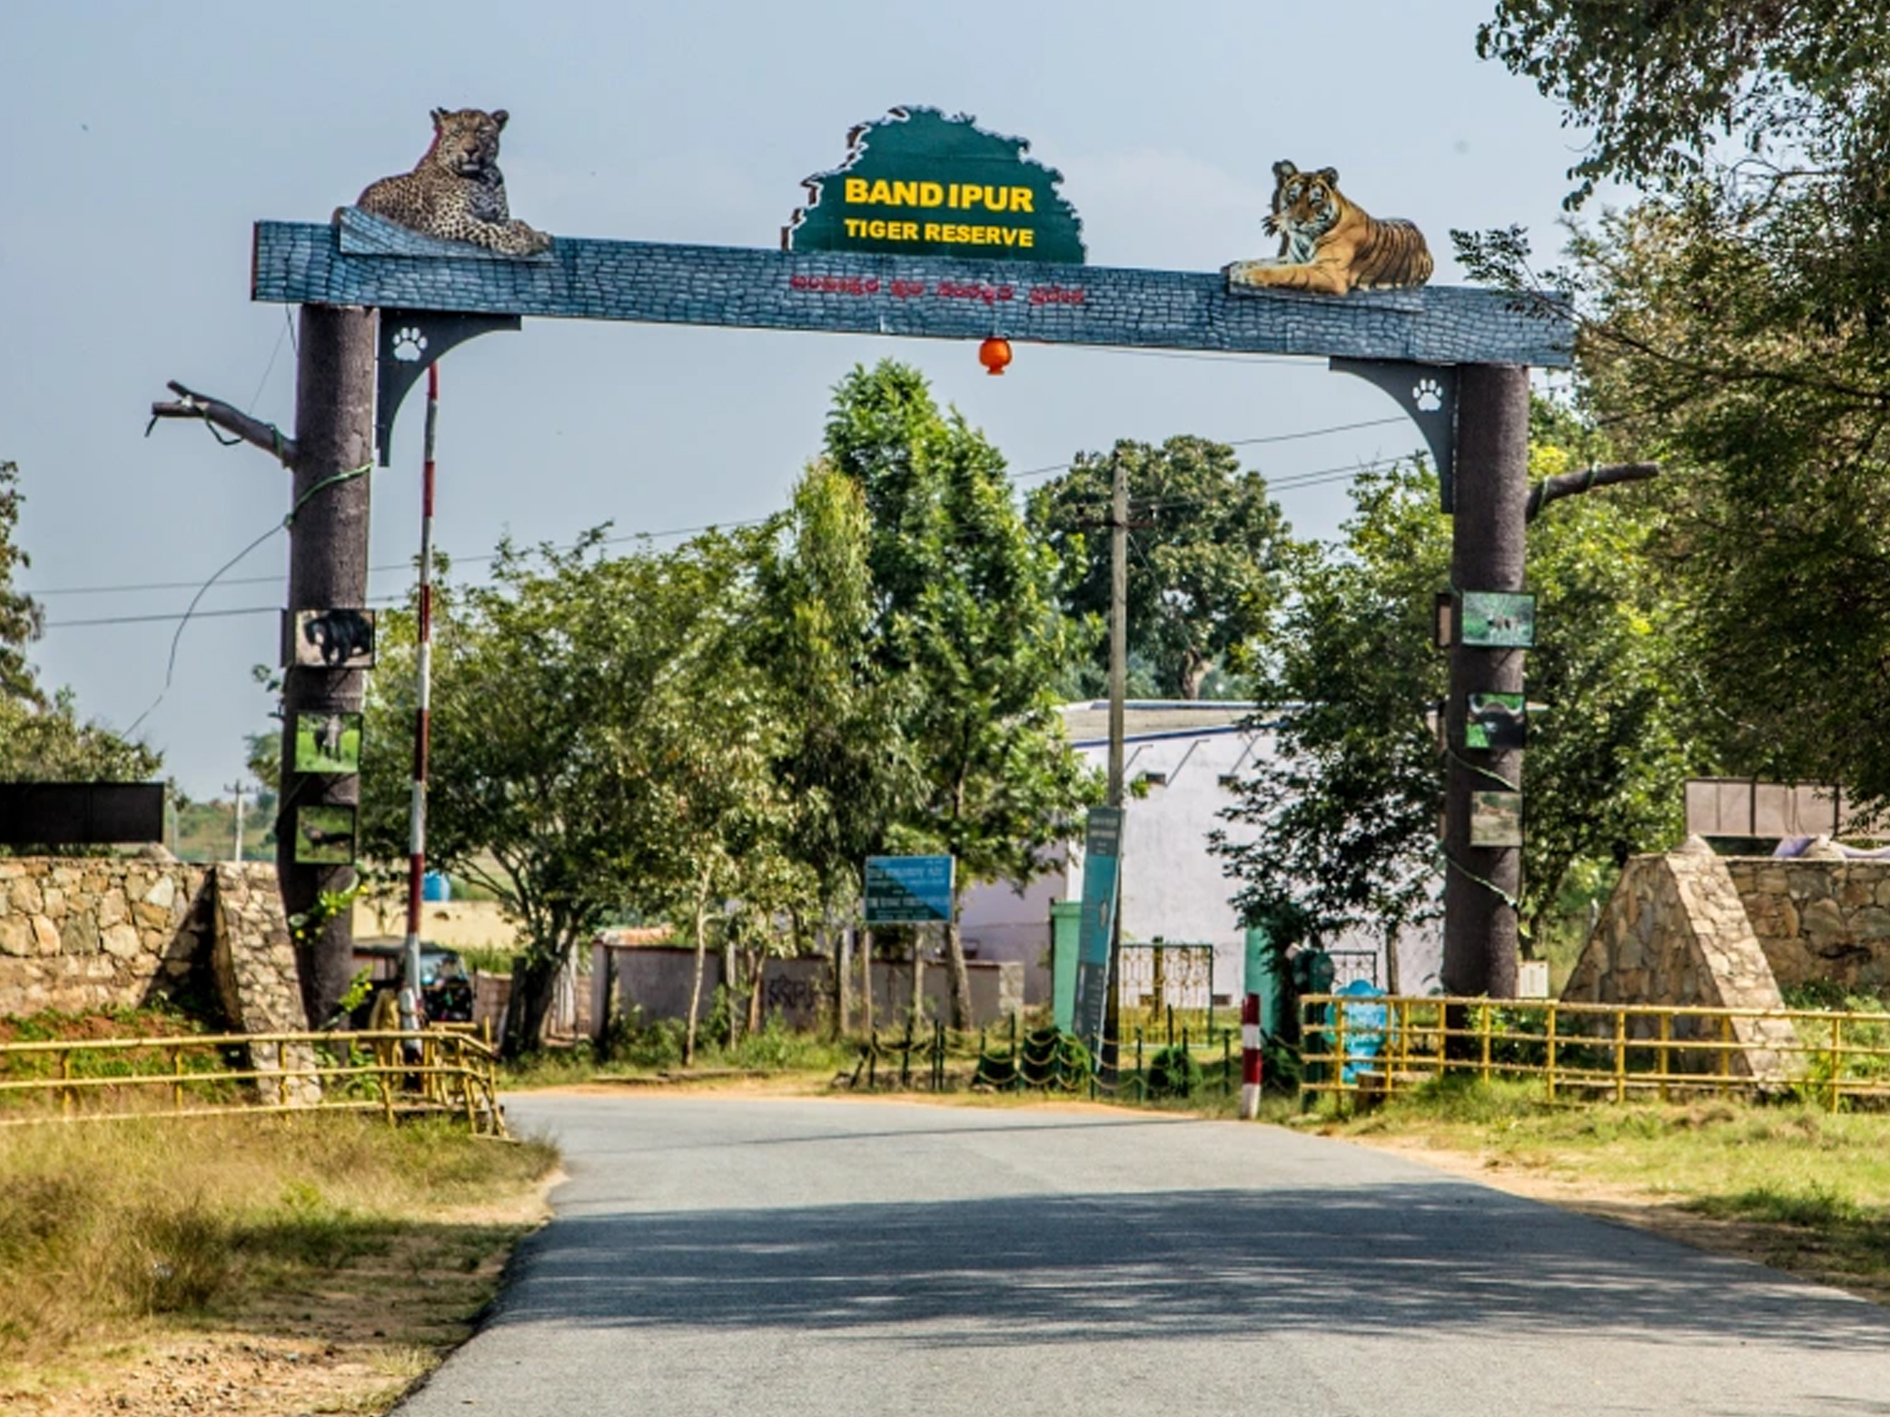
[252,210,1572,368]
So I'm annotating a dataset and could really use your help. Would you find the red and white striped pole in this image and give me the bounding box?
[398,362,439,1038]
[1238,990,1263,1119]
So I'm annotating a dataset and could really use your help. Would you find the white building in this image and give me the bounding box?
[957,701,1440,1006]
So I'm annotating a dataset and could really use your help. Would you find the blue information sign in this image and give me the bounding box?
[1073,806,1124,1050]
[863,855,955,924]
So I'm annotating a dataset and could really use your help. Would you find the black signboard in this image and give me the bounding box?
[0,783,165,846]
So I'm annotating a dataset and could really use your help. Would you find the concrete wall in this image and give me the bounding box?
[591,944,1023,1037]
[1723,858,1890,993]
[958,724,1440,1003]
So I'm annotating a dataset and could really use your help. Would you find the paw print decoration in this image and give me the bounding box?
[1411,377,1444,413]
[390,327,428,363]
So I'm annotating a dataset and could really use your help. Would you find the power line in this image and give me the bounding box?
[25,416,1412,600]
[1005,417,1408,483]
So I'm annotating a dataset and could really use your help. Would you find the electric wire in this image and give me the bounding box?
[29,419,1413,601]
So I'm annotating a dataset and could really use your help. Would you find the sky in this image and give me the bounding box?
[0,1,1592,798]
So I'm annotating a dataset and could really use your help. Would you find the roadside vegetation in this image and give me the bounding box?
[1309,1078,1890,1302]
[0,1115,557,1415]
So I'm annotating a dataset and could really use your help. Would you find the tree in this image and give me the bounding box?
[824,362,1096,1028]
[1027,437,1303,699]
[0,460,161,786]
[359,530,776,1055]
[0,462,44,709]
[1216,433,1691,960]
[1469,3,1890,812]
[751,464,918,928]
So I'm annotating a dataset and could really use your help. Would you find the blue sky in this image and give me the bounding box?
[0,1,1591,796]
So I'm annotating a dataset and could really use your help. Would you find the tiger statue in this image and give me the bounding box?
[1224,161,1432,295]
[350,107,551,256]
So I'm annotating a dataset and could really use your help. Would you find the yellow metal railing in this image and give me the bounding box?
[1299,994,1890,1113]
[0,1027,507,1135]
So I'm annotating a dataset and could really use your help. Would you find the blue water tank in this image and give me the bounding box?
[422,871,451,902]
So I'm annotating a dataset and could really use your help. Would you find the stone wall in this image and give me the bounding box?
[0,858,314,1103]
[1563,842,1797,1079]
[210,864,319,1105]
[1723,858,1890,993]
[0,857,211,1017]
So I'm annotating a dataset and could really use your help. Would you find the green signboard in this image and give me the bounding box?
[785,106,1086,265]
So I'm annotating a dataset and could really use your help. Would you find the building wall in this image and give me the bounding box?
[957,724,1441,1004]
[591,944,1023,1036]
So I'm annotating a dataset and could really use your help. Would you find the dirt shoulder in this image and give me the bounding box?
[0,1123,559,1417]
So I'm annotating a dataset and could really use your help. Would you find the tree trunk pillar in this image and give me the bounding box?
[279,304,376,1028]
[1441,363,1528,999]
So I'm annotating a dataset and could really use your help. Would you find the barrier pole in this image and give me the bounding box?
[1239,992,1262,1119]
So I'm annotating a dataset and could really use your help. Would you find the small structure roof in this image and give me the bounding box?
[1059,699,1259,747]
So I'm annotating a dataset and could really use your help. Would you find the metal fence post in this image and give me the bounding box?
[1614,1007,1627,1103]
[1545,1003,1558,1102]
[1658,1011,1671,1102]
[1830,1013,1843,1115]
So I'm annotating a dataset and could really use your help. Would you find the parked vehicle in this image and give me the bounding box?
[350,940,475,1024]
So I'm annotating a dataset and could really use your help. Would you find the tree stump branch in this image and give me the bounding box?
[1525,461,1660,521]
[148,380,298,467]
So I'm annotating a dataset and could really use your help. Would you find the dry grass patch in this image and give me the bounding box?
[0,1113,557,1415]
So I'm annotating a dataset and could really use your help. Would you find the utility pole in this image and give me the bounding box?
[1108,449,1128,806]
[1101,449,1129,1076]
[1440,364,1530,999]
[225,781,247,863]
[400,362,441,1040]
[277,304,376,1028]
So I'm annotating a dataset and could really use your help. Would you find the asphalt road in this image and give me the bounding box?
[397,1093,1890,1417]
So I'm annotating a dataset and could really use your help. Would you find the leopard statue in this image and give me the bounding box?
[350,107,551,256]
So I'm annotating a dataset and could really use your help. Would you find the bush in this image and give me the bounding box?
[1146,1045,1203,1099]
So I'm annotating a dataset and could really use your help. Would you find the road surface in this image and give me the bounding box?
[397,1093,1890,1416]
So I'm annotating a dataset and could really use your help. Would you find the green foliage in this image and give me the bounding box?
[1145,1043,1203,1099]
[824,362,1095,885]
[752,464,917,918]
[1478,2,1890,217]
[1469,5,1890,818]
[0,461,161,790]
[1027,436,1304,699]
[0,460,44,708]
[358,529,811,1053]
[973,1027,1093,1092]
[1215,458,1447,943]
[1216,431,1691,948]
[824,362,1097,1023]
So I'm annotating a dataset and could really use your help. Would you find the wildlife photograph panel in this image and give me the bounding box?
[1459,592,1536,649]
[293,804,358,865]
[1465,693,1527,751]
[289,608,377,669]
[293,711,364,774]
